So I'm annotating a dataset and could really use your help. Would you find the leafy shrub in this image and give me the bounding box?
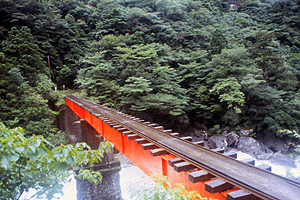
[0,123,111,200]
[128,174,217,200]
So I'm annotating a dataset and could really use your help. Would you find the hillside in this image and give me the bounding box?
[1,0,300,146]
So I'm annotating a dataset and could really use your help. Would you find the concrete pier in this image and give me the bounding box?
[63,109,121,200]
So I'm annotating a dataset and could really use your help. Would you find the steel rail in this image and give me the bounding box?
[67,95,300,200]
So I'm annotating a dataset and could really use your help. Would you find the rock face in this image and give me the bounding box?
[209,132,239,149]
[226,131,239,147]
[209,136,227,149]
[237,137,274,160]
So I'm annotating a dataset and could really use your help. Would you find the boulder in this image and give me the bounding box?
[209,132,239,149]
[270,152,296,167]
[261,137,290,153]
[207,138,218,149]
[226,131,239,148]
[237,137,274,160]
[209,136,227,149]
[192,129,206,137]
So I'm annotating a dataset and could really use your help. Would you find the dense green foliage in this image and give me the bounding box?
[0,26,61,142]
[0,123,111,200]
[1,0,300,140]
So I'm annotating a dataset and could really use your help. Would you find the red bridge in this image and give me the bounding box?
[65,95,300,200]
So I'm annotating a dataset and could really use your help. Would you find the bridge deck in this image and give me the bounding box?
[66,95,300,200]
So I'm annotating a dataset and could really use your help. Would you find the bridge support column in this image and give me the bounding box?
[74,119,122,200]
[60,106,80,145]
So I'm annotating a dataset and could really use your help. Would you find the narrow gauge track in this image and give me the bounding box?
[67,95,300,200]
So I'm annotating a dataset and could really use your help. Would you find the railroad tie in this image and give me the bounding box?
[122,131,133,136]
[174,162,195,172]
[127,134,140,140]
[94,114,102,118]
[117,128,128,132]
[227,190,259,200]
[170,132,180,137]
[97,117,105,121]
[239,158,255,165]
[192,141,204,146]
[180,136,193,142]
[100,117,108,121]
[222,152,237,158]
[168,158,184,167]
[91,112,98,116]
[212,148,225,153]
[154,126,164,130]
[188,170,214,183]
[150,149,168,156]
[163,129,172,134]
[142,143,158,150]
[135,138,148,144]
[256,164,272,172]
[205,179,232,194]
[113,125,122,129]
[107,122,118,127]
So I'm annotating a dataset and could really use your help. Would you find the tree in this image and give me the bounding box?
[250,31,297,90]
[207,29,228,56]
[119,76,153,112]
[96,7,127,35]
[1,26,46,86]
[76,41,189,129]
[0,123,111,200]
[210,77,245,119]
[0,27,60,139]
[182,47,250,127]
[76,61,121,107]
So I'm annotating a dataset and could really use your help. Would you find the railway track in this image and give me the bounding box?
[66,95,300,200]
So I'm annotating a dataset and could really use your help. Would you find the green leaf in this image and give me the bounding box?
[28,153,39,161]
[39,147,48,157]
[1,156,9,169]
[66,155,75,165]
[56,162,69,171]
[28,145,36,153]
[15,146,25,152]
[35,138,42,147]
[9,154,20,162]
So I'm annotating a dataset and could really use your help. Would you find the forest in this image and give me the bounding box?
[1,0,300,146]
